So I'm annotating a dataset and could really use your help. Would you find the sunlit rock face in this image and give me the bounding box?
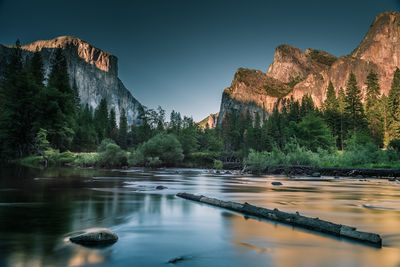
[198,113,219,129]
[0,36,142,125]
[217,11,400,127]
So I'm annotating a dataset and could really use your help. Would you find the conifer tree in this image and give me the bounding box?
[118,108,128,149]
[94,98,109,142]
[337,87,346,150]
[365,70,384,146]
[41,48,75,150]
[106,108,118,141]
[387,68,400,140]
[323,81,340,148]
[344,72,366,135]
[0,40,32,157]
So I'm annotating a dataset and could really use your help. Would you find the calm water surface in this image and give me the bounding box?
[0,166,400,267]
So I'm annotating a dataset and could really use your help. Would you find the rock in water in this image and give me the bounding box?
[156,185,168,190]
[271,181,283,186]
[69,228,118,246]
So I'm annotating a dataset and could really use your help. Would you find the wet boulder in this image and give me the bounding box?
[69,228,118,246]
[156,185,168,190]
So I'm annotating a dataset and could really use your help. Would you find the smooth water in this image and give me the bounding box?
[1,166,400,267]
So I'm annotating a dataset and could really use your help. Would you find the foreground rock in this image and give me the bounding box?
[176,192,382,247]
[69,228,118,246]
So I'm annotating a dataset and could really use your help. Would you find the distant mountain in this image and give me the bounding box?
[0,36,142,124]
[198,113,219,129]
[217,11,400,127]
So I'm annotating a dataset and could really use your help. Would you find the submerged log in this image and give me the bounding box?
[176,192,382,247]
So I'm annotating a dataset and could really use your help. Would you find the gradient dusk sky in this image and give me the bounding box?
[0,0,399,121]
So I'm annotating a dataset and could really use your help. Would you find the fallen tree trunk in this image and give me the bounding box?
[176,192,382,247]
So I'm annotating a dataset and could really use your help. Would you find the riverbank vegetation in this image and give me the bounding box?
[1,41,400,170]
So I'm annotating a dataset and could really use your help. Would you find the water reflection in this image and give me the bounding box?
[0,166,400,266]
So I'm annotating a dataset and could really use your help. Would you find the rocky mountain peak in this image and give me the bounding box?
[22,36,117,75]
[0,36,142,125]
[216,11,400,127]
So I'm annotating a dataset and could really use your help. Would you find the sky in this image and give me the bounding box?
[0,0,399,121]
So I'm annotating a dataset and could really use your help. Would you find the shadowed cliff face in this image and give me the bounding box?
[0,36,142,125]
[216,11,400,127]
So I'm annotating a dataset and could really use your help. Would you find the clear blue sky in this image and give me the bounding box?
[0,0,399,121]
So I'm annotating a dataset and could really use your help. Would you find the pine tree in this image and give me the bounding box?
[323,81,340,148]
[94,98,109,143]
[344,72,366,135]
[387,68,400,140]
[72,80,81,112]
[337,87,346,150]
[365,70,384,146]
[42,48,76,151]
[300,94,315,117]
[118,108,128,149]
[29,48,45,87]
[106,108,118,141]
[0,40,38,157]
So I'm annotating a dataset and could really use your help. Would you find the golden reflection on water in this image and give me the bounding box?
[227,178,400,267]
[67,249,105,267]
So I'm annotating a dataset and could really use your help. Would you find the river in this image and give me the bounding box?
[0,166,399,266]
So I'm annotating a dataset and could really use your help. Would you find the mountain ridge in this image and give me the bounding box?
[215,10,400,128]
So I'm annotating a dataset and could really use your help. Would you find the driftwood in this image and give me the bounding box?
[176,192,382,247]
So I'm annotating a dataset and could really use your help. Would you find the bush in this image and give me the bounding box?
[186,151,221,168]
[388,139,400,152]
[73,153,99,167]
[245,149,269,173]
[98,138,116,152]
[129,133,184,167]
[97,141,127,168]
[213,159,223,170]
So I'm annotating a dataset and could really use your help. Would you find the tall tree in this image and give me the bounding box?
[118,108,128,149]
[94,98,109,143]
[387,68,400,140]
[29,48,45,87]
[337,87,346,150]
[344,72,366,135]
[106,108,118,141]
[41,48,76,150]
[0,40,35,157]
[364,70,384,146]
[323,81,341,148]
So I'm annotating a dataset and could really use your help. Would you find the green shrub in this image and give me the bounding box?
[245,149,269,173]
[97,141,127,168]
[388,139,400,152]
[129,133,184,167]
[97,138,116,152]
[74,153,99,167]
[213,159,223,170]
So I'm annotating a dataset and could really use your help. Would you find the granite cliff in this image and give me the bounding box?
[0,36,142,125]
[216,11,400,127]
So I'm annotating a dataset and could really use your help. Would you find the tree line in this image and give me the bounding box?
[1,40,399,169]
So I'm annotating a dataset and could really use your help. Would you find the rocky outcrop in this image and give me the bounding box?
[217,11,400,127]
[0,36,142,125]
[198,113,219,129]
